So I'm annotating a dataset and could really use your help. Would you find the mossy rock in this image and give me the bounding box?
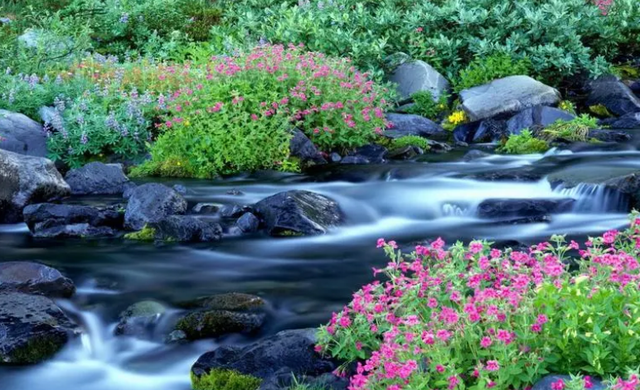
[124,225,156,241]
[588,104,613,118]
[191,369,261,390]
[178,293,265,312]
[115,300,167,338]
[175,310,265,340]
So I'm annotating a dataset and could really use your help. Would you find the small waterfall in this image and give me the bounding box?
[554,183,629,213]
[442,203,469,217]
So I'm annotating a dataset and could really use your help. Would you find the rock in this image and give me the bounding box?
[226,190,244,196]
[588,129,632,143]
[0,262,75,298]
[124,183,187,231]
[254,191,344,236]
[472,119,509,143]
[237,212,260,233]
[115,301,167,339]
[533,375,605,390]
[0,110,47,157]
[220,204,245,218]
[386,145,423,160]
[64,162,132,195]
[463,150,491,162]
[600,112,640,129]
[343,144,387,164]
[173,184,188,195]
[630,80,640,94]
[23,203,124,238]
[191,329,337,388]
[506,106,576,135]
[586,75,640,117]
[384,113,448,141]
[477,199,575,219]
[0,292,80,364]
[0,150,70,223]
[290,129,327,166]
[388,60,450,103]
[426,139,452,153]
[152,216,222,242]
[178,293,266,311]
[466,167,545,182]
[192,203,220,214]
[460,76,561,121]
[176,310,265,340]
[329,153,342,163]
[165,330,187,344]
[383,52,411,70]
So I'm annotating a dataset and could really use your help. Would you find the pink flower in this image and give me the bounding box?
[448,375,460,390]
[435,365,445,373]
[551,379,565,390]
[485,360,500,372]
[531,323,542,333]
[415,27,424,33]
[584,376,593,389]
[377,238,386,248]
[469,241,484,254]
[480,337,492,348]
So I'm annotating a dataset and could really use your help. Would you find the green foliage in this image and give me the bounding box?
[559,100,577,115]
[498,130,549,154]
[455,53,532,92]
[390,136,429,151]
[541,115,598,143]
[191,370,262,390]
[213,0,640,84]
[124,226,156,241]
[406,91,448,120]
[589,104,613,118]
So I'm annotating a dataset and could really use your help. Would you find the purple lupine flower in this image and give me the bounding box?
[8,88,15,104]
[80,132,88,144]
[55,74,63,85]
[119,13,129,24]
[76,114,85,125]
[54,96,66,112]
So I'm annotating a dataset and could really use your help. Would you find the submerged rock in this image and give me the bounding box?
[0,262,75,298]
[115,301,167,339]
[254,190,344,236]
[388,60,450,103]
[0,109,48,157]
[178,293,266,312]
[477,198,575,220]
[124,183,188,231]
[0,150,70,223]
[0,292,80,364]
[460,76,561,121]
[22,203,124,238]
[176,310,265,341]
[191,329,338,389]
[384,113,448,141]
[152,215,222,242]
[64,162,133,195]
[586,75,640,117]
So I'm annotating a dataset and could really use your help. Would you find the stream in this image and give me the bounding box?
[1,138,639,390]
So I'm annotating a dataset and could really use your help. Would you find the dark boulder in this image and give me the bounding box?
[586,75,640,117]
[506,106,575,135]
[600,112,640,129]
[152,215,222,242]
[533,375,605,390]
[587,129,632,143]
[178,293,266,312]
[477,198,575,219]
[124,183,188,230]
[237,212,260,233]
[254,191,344,236]
[64,162,132,195]
[220,204,246,218]
[466,167,545,182]
[386,145,424,160]
[115,301,167,339]
[0,109,47,157]
[290,129,327,166]
[0,150,70,223]
[23,203,124,238]
[453,119,509,144]
[192,203,220,214]
[384,113,448,141]
[0,292,80,364]
[462,150,491,162]
[191,329,338,389]
[175,310,265,341]
[342,144,387,164]
[0,262,75,298]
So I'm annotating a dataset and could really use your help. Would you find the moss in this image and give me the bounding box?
[390,135,430,151]
[8,334,65,364]
[124,225,156,241]
[176,310,257,339]
[589,104,613,118]
[275,229,304,237]
[191,369,262,390]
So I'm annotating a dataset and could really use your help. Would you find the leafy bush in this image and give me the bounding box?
[455,53,532,92]
[406,91,448,120]
[134,44,391,178]
[498,130,549,154]
[213,0,640,85]
[316,215,640,390]
[390,135,429,151]
[541,115,599,143]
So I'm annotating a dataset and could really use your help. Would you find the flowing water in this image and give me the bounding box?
[1,135,639,390]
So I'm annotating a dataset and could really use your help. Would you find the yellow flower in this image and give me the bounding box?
[176,161,182,166]
[184,120,190,126]
[448,110,467,125]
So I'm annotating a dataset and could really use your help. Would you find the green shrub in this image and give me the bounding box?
[498,130,549,154]
[405,91,448,120]
[541,115,598,143]
[191,370,261,390]
[135,44,391,178]
[455,53,532,92]
[389,135,429,151]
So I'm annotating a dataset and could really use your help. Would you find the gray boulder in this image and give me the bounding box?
[0,109,47,157]
[0,292,80,364]
[237,212,260,233]
[124,183,188,231]
[289,129,326,166]
[0,261,75,298]
[586,75,640,117]
[0,150,70,223]
[600,112,640,129]
[23,203,124,238]
[115,301,167,339]
[191,329,337,389]
[506,106,576,135]
[461,76,561,121]
[384,113,448,141]
[254,190,344,236]
[64,162,133,195]
[152,215,222,242]
[388,60,450,103]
